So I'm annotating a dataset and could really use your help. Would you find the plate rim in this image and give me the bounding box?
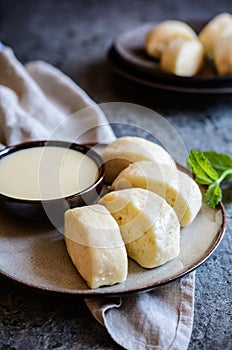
[108,55,232,94]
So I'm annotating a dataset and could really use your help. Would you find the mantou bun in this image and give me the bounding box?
[199,13,232,56]
[145,20,198,59]
[101,136,175,184]
[99,188,180,269]
[160,38,204,77]
[213,34,232,75]
[111,160,202,226]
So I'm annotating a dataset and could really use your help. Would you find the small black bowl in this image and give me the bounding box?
[0,140,105,224]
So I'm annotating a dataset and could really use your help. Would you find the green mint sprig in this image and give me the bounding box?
[187,150,232,208]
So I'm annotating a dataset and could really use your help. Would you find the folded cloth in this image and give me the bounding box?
[0,45,115,146]
[86,272,195,350]
[0,44,195,350]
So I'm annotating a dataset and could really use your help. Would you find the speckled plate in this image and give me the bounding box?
[0,187,226,296]
[109,21,232,94]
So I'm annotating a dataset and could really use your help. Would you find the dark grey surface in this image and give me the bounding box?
[0,0,231,349]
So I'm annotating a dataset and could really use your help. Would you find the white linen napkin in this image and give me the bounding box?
[0,44,195,350]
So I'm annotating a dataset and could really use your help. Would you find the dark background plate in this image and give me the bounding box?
[109,21,232,92]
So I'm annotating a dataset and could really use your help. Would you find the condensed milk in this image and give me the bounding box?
[0,146,99,200]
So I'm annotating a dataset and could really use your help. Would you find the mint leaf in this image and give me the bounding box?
[203,151,232,179]
[188,150,212,184]
[204,182,222,208]
[187,150,219,184]
[195,174,214,185]
[188,149,232,209]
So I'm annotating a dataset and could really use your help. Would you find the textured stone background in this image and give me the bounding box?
[0,0,231,349]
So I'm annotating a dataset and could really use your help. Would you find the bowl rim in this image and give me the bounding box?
[0,140,105,204]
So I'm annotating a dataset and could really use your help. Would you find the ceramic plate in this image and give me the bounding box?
[109,21,232,94]
[0,186,226,296]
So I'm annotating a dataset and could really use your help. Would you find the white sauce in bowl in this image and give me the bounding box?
[0,146,99,200]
